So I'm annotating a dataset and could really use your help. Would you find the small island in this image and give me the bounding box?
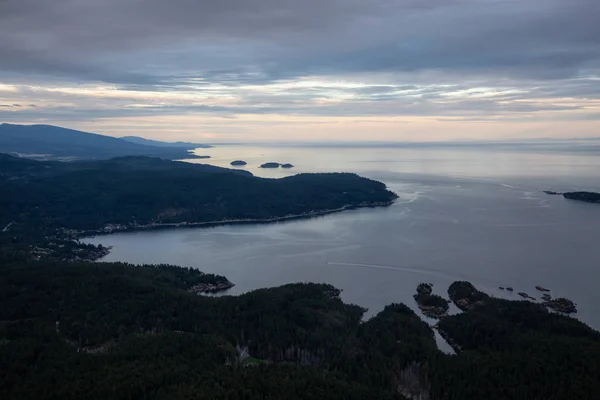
[260,162,282,168]
[281,163,294,169]
[413,283,449,318]
[230,160,247,166]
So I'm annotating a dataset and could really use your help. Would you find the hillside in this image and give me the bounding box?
[0,123,209,160]
[1,259,598,400]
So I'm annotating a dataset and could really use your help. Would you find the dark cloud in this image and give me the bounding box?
[1,0,599,85]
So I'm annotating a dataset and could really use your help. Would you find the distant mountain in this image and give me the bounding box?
[0,123,209,161]
[121,136,212,148]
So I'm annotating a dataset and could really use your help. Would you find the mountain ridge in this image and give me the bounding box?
[0,123,209,160]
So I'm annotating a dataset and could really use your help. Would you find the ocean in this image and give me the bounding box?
[84,141,600,333]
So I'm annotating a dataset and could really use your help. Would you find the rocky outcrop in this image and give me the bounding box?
[417,283,433,295]
[518,292,536,301]
[413,295,449,319]
[541,293,552,301]
[413,283,448,318]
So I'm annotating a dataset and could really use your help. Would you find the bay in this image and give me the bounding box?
[84,142,600,332]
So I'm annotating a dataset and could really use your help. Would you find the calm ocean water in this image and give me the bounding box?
[85,142,600,332]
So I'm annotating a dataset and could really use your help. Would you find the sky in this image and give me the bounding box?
[1,0,599,142]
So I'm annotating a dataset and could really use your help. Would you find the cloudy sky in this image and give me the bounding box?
[1,0,599,141]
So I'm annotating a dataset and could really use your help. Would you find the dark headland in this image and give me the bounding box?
[563,191,600,203]
[544,190,600,203]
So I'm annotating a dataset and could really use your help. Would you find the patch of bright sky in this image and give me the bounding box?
[2,76,600,141]
[439,87,529,99]
[0,84,18,92]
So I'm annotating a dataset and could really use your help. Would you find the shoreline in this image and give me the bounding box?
[81,199,396,238]
[80,199,396,260]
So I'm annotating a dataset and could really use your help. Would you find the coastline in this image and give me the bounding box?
[75,197,397,291]
[80,199,397,241]
[79,198,396,261]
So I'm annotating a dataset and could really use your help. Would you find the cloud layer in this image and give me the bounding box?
[1,0,599,140]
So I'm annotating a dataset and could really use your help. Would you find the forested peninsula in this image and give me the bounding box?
[0,153,396,261]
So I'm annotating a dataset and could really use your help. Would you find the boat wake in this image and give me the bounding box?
[326,261,462,280]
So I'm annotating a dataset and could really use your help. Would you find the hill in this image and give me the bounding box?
[0,123,209,160]
[1,259,599,400]
[121,135,211,148]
